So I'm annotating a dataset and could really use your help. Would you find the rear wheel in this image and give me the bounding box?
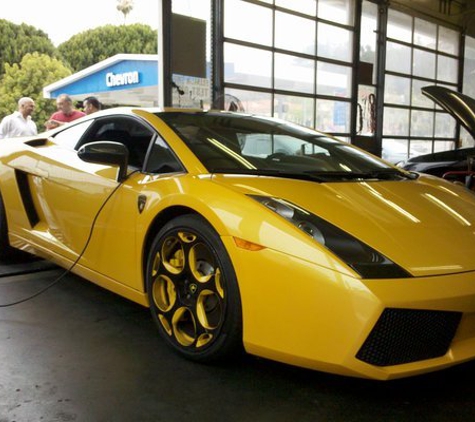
[146,214,243,362]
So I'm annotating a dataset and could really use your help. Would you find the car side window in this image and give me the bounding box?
[144,135,184,174]
[52,120,94,149]
[79,117,155,169]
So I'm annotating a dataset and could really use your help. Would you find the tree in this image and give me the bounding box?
[0,53,72,127]
[117,0,135,24]
[0,19,57,76]
[58,24,157,72]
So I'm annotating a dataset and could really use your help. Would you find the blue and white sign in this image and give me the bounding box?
[106,71,140,87]
[44,54,159,99]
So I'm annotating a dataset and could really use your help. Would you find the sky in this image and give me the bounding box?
[1,0,160,46]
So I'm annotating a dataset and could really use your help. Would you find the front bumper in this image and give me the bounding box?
[223,237,475,380]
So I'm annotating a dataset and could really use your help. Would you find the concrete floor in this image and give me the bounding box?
[1,257,475,422]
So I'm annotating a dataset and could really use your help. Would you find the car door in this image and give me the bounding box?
[27,115,155,290]
[73,118,185,291]
[16,119,114,258]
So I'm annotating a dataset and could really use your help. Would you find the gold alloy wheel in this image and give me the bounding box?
[151,231,225,349]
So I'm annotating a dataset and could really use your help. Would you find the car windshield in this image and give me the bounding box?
[157,111,411,182]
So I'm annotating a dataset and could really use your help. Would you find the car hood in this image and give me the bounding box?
[422,85,475,139]
[212,173,475,277]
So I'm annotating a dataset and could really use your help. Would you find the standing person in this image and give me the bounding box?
[83,96,101,115]
[0,97,37,139]
[46,94,86,129]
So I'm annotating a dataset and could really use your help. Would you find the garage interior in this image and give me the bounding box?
[2,1,475,421]
[2,256,475,421]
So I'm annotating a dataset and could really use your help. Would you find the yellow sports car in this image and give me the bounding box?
[1,108,475,380]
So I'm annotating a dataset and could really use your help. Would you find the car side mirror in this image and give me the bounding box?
[466,173,475,191]
[78,141,129,182]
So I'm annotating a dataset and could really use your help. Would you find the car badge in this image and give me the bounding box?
[138,195,147,213]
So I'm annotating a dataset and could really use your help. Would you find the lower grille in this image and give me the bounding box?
[356,308,462,367]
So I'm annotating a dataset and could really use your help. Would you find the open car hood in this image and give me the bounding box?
[422,85,475,139]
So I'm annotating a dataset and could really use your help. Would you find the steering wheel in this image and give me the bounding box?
[266,152,287,161]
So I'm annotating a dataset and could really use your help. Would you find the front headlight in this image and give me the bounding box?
[249,195,411,279]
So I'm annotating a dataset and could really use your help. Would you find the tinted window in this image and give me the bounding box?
[144,136,184,174]
[52,120,94,149]
[80,116,155,169]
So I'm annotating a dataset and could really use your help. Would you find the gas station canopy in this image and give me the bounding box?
[43,54,159,107]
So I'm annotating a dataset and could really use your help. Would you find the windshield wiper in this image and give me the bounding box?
[366,169,418,180]
[210,168,327,182]
[304,169,418,181]
[210,168,418,182]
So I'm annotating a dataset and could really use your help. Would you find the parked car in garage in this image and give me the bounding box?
[400,146,475,177]
[399,85,475,186]
[1,107,475,380]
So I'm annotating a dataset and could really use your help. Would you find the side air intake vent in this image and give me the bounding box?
[15,170,40,227]
[25,139,48,147]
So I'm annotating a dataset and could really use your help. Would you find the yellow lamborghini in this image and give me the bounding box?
[1,108,475,380]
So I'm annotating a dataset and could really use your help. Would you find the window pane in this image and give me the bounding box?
[413,48,435,78]
[387,9,412,43]
[275,12,316,55]
[411,79,434,108]
[317,23,352,62]
[274,94,315,127]
[414,18,436,49]
[224,0,272,45]
[316,99,350,133]
[382,139,409,163]
[316,62,352,97]
[411,110,434,137]
[437,55,458,83]
[276,0,316,16]
[360,2,378,65]
[460,127,472,148]
[435,112,456,138]
[438,26,459,55]
[224,43,272,88]
[463,36,475,98]
[275,53,315,94]
[386,41,411,74]
[383,107,409,136]
[385,75,410,105]
[434,141,456,152]
[172,75,210,108]
[318,0,354,26]
[225,88,272,116]
[53,121,94,149]
[410,140,433,156]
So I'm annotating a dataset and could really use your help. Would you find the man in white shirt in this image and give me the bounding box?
[0,97,37,139]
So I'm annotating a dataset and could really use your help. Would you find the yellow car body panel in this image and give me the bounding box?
[228,241,475,380]
[210,174,475,277]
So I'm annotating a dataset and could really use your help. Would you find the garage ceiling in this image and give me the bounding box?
[392,0,475,36]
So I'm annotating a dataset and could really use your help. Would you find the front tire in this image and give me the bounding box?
[146,214,243,362]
